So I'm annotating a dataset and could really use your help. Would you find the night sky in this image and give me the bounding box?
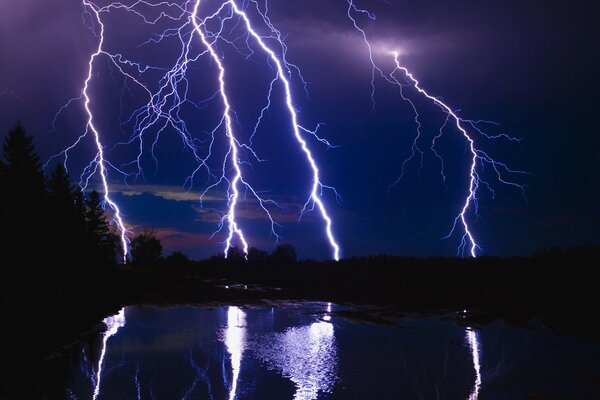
[1,0,598,260]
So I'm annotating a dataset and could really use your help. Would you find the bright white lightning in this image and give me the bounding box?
[183,352,215,400]
[83,0,130,262]
[389,51,479,257]
[229,0,341,260]
[93,308,126,400]
[250,319,337,400]
[389,53,527,257]
[466,328,482,400]
[191,0,249,257]
[347,0,526,257]
[49,0,193,261]
[52,0,341,261]
[224,306,246,400]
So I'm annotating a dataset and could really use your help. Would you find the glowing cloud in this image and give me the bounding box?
[93,308,126,400]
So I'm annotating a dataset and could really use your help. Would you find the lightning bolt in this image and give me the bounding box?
[190,0,251,257]
[93,308,126,400]
[388,50,480,257]
[466,328,482,400]
[75,0,131,262]
[183,352,215,400]
[227,0,340,260]
[224,306,246,400]
[49,0,340,261]
[134,364,142,400]
[48,0,193,261]
[347,0,526,257]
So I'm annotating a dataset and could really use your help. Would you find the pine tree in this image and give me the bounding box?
[86,190,116,265]
[0,123,47,264]
[0,158,5,205]
[48,164,72,208]
[73,189,88,239]
[47,164,89,264]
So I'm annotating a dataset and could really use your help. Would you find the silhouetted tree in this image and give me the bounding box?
[1,122,130,394]
[47,164,88,264]
[48,164,72,206]
[0,122,47,265]
[207,252,226,263]
[226,246,246,262]
[248,247,269,262]
[86,190,116,265]
[131,230,162,265]
[73,190,88,234]
[0,157,4,202]
[271,243,297,263]
[165,251,190,266]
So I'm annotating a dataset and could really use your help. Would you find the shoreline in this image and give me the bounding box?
[2,253,598,397]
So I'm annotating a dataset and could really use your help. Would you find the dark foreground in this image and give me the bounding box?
[2,247,598,398]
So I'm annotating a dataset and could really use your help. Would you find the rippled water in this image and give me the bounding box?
[65,303,599,399]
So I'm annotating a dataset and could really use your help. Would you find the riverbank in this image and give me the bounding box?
[2,249,598,397]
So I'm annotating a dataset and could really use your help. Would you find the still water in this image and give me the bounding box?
[67,303,599,399]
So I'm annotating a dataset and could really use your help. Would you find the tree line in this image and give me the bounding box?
[0,122,304,272]
[0,122,117,271]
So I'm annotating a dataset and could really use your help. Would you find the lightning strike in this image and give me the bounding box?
[389,50,480,256]
[93,308,126,400]
[228,0,340,261]
[466,328,482,400]
[82,0,130,262]
[224,306,246,400]
[134,364,142,400]
[52,0,340,261]
[347,0,526,256]
[191,0,250,257]
[53,0,519,260]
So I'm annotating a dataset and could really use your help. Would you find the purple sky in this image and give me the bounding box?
[1,0,598,259]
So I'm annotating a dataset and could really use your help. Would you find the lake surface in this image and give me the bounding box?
[65,302,599,399]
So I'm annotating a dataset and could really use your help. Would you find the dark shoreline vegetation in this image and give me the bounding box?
[2,123,599,398]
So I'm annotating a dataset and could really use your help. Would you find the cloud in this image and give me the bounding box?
[192,197,321,224]
[106,184,222,203]
[108,185,317,223]
[266,2,461,61]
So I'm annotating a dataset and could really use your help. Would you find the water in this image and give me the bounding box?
[65,303,599,399]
